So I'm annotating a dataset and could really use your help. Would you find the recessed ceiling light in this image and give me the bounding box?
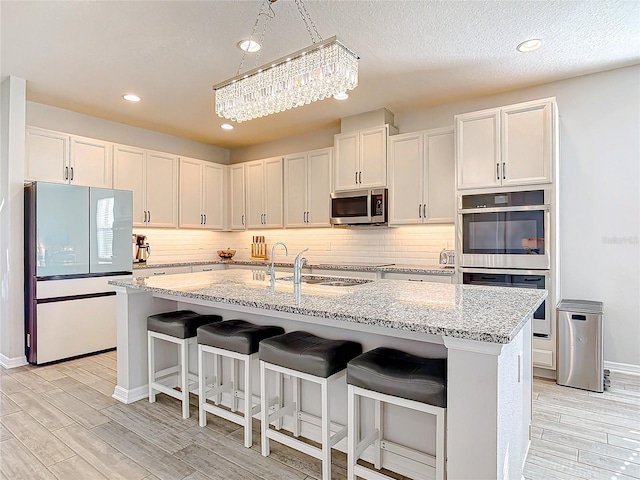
[333,92,349,100]
[221,123,234,130]
[122,93,141,102]
[238,39,261,53]
[517,39,542,52]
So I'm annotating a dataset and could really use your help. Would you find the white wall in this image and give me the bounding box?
[0,76,27,367]
[26,102,230,164]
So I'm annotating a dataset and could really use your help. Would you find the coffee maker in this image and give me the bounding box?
[133,234,151,263]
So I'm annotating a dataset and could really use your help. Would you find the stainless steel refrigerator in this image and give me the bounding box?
[24,182,133,364]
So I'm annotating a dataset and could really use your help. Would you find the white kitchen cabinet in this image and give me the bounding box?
[191,264,226,273]
[179,157,224,229]
[284,147,332,228]
[113,145,178,227]
[456,98,555,190]
[229,164,246,230]
[389,127,455,225]
[381,271,454,283]
[334,125,391,191]
[245,157,283,229]
[25,127,112,188]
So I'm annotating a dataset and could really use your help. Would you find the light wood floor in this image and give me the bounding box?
[1,351,639,480]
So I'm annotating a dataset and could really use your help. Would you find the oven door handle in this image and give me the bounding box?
[458,205,550,214]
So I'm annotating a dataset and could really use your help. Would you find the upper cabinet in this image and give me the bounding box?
[283,148,332,228]
[178,157,224,230]
[25,127,112,188]
[388,127,455,226]
[334,125,392,191]
[245,157,283,229]
[229,164,246,230]
[456,98,555,190]
[113,145,178,227]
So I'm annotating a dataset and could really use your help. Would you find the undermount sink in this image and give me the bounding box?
[278,275,373,287]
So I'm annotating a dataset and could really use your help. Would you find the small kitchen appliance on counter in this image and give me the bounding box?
[439,249,455,267]
[133,234,151,263]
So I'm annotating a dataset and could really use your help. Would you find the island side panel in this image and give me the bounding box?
[113,286,177,403]
[444,321,531,480]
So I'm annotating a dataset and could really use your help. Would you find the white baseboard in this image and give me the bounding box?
[605,361,640,376]
[0,354,28,369]
[112,384,149,404]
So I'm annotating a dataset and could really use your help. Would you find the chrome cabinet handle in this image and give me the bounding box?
[496,163,500,180]
[359,171,362,184]
[418,204,422,218]
[153,272,166,276]
[65,166,69,180]
[204,214,207,224]
[148,211,151,223]
[70,167,74,181]
[355,172,358,184]
[241,214,245,226]
[503,162,506,180]
[202,268,213,272]
[200,214,203,225]
[144,211,147,223]
[423,204,427,218]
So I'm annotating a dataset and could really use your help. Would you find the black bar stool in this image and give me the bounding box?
[346,347,447,480]
[147,310,222,418]
[259,331,362,480]
[197,319,284,448]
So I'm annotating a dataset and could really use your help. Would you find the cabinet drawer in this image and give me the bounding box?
[191,264,225,273]
[133,266,191,277]
[382,272,453,283]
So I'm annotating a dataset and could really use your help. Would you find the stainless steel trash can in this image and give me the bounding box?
[557,299,605,392]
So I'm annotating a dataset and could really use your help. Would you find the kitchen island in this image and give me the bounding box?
[110,270,546,480]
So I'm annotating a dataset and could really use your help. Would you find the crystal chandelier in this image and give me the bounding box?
[213,0,359,123]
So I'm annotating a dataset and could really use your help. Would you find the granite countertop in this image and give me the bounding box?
[110,269,545,344]
[132,260,455,276]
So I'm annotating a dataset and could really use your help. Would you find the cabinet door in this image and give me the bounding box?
[264,157,283,228]
[25,128,68,183]
[334,132,359,191]
[146,152,177,227]
[425,129,455,223]
[203,162,224,230]
[359,126,387,188]
[245,160,265,229]
[178,157,204,228]
[456,109,501,190]
[69,136,112,188]
[284,154,308,227]
[113,145,146,226]
[229,164,246,230]
[307,149,332,227]
[388,133,423,226]
[501,100,553,186]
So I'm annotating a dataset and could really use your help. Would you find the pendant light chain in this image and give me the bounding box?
[236,0,275,75]
[294,0,323,43]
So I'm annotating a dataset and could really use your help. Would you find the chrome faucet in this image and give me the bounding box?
[267,242,288,287]
[293,248,309,285]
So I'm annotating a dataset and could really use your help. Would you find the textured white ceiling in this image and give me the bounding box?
[2,0,639,149]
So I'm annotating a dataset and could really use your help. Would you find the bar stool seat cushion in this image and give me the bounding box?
[147,310,222,339]
[197,320,285,355]
[259,331,362,378]
[347,347,447,407]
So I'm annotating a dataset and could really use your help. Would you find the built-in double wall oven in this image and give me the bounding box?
[458,189,551,337]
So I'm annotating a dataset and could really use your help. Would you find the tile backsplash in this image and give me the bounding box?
[135,225,455,266]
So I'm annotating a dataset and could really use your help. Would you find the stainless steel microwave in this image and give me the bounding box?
[330,188,387,225]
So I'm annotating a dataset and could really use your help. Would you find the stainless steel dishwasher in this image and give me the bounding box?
[556,299,605,392]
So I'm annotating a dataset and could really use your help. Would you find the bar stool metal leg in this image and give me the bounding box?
[374,399,382,469]
[320,377,331,480]
[292,376,301,437]
[198,346,206,427]
[347,384,358,480]
[180,338,189,419]
[244,354,253,448]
